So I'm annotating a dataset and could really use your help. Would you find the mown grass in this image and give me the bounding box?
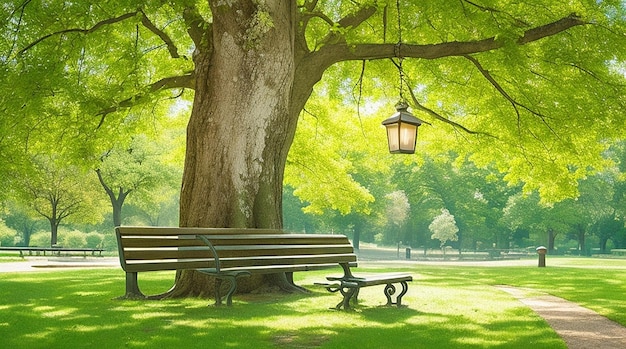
[1,257,624,348]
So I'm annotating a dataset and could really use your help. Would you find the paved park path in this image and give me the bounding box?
[496,285,626,349]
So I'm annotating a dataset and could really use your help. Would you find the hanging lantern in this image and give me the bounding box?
[382,101,423,154]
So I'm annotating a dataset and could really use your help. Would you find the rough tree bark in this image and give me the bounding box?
[170,1,304,297]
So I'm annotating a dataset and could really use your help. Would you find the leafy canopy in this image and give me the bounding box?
[1,0,625,211]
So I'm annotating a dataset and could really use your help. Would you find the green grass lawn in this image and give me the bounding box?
[1,257,625,348]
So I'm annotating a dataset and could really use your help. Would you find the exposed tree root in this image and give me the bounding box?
[146,270,310,301]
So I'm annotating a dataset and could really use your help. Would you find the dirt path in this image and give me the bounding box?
[496,286,626,349]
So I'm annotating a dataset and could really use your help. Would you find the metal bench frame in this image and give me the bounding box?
[319,264,412,310]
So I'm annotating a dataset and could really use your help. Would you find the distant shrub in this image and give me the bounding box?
[374,233,384,244]
[29,231,51,247]
[85,232,105,249]
[0,222,17,247]
[103,233,118,251]
[59,230,87,248]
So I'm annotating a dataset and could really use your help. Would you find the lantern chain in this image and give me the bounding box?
[394,0,405,104]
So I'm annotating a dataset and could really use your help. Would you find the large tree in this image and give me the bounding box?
[2,1,625,296]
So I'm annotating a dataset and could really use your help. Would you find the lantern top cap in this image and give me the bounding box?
[395,100,409,111]
[382,101,424,126]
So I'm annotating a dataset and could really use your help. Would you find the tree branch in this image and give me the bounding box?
[461,0,530,27]
[323,14,587,62]
[17,11,138,56]
[96,73,194,126]
[138,9,180,58]
[463,54,559,137]
[463,54,523,126]
[183,6,209,49]
[318,5,378,47]
[405,75,496,138]
[17,9,184,59]
[519,13,585,44]
[4,0,31,61]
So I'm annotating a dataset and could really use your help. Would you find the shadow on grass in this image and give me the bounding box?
[0,267,571,349]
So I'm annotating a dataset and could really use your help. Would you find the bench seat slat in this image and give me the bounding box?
[122,253,357,271]
[217,254,357,268]
[118,235,350,248]
[124,254,356,273]
[327,273,413,286]
[123,259,217,272]
[121,245,355,261]
[199,263,350,275]
[117,227,283,236]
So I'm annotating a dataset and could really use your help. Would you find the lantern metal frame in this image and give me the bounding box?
[382,101,423,154]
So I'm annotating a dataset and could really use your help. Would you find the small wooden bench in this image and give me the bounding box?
[611,249,626,256]
[0,246,105,257]
[319,273,412,310]
[115,226,412,308]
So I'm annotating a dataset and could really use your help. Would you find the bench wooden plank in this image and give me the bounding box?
[327,273,412,286]
[121,254,358,273]
[122,245,354,260]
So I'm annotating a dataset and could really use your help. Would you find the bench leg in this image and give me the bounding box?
[327,285,358,310]
[397,281,409,306]
[214,272,250,306]
[214,277,236,306]
[383,283,396,306]
[384,281,409,307]
[340,287,359,310]
[122,272,145,299]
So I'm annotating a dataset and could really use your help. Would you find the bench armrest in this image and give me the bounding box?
[195,234,221,273]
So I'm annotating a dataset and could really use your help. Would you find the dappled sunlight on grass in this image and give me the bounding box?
[2,260,625,348]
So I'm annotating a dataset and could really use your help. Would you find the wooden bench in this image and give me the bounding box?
[0,246,105,257]
[611,249,626,256]
[115,226,412,309]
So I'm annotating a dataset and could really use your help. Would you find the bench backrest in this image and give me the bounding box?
[115,226,357,273]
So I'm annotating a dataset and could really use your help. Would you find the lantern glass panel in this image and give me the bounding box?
[385,123,400,152]
[399,123,417,151]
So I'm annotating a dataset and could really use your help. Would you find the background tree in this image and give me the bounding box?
[0,201,46,246]
[96,133,183,227]
[0,219,17,247]
[381,190,410,246]
[16,157,105,246]
[429,208,459,255]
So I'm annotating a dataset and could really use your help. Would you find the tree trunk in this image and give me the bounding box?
[352,220,362,251]
[49,219,58,246]
[577,225,586,255]
[170,1,303,298]
[48,201,59,246]
[600,238,609,253]
[548,228,557,252]
[96,169,129,227]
